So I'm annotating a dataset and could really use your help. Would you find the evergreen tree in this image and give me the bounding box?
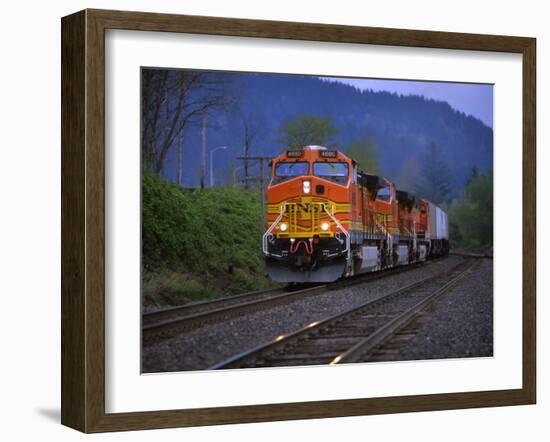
[466,166,480,185]
[347,139,380,174]
[448,169,493,250]
[396,155,421,192]
[415,142,453,204]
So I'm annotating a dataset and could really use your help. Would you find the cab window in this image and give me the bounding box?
[377,186,391,202]
[313,162,349,184]
[272,161,309,184]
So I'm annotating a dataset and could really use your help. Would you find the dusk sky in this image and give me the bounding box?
[325,77,493,128]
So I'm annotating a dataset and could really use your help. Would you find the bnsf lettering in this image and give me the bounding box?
[286,204,321,215]
[375,213,392,224]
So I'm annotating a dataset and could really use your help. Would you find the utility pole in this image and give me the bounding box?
[210,146,227,187]
[200,113,206,190]
[236,155,273,227]
[243,151,249,190]
[259,158,265,221]
[176,126,184,185]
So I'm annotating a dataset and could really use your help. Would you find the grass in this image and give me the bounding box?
[142,170,277,307]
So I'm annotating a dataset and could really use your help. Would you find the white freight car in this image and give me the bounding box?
[427,201,450,256]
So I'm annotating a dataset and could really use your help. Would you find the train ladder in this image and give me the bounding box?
[376,216,393,253]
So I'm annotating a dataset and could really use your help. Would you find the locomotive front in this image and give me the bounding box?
[263,146,352,283]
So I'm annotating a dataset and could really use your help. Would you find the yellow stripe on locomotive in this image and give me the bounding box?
[266,197,349,239]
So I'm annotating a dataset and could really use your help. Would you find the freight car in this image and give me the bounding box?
[263,145,449,283]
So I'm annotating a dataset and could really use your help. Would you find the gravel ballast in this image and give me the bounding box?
[142,255,478,373]
[377,258,493,361]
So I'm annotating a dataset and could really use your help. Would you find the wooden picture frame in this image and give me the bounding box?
[61,8,536,433]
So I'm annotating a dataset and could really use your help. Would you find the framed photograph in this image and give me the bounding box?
[61,9,536,433]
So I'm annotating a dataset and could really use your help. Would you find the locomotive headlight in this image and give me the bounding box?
[303,180,311,194]
[321,222,330,231]
[279,222,288,232]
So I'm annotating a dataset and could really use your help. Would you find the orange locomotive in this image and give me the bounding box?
[263,145,449,283]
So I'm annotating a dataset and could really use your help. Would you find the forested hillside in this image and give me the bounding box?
[160,72,493,200]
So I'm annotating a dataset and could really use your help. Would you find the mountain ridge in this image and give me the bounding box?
[161,72,493,199]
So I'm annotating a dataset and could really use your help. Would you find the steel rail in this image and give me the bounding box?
[142,284,328,341]
[142,286,287,327]
[141,258,448,344]
[332,260,477,364]
[208,259,474,370]
[142,257,440,343]
[449,251,493,259]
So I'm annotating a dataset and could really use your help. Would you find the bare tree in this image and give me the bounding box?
[175,126,184,185]
[200,112,206,190]
[239,110,257,189]
[141,69,235,176]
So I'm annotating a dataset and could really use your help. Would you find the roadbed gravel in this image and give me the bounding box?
[142,255,480,373]
[374,258,493,362]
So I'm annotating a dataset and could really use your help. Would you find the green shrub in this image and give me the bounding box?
[142,170,274,305]
[447,169,493,252]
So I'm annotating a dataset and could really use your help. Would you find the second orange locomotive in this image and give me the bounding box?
[263,145,449,283]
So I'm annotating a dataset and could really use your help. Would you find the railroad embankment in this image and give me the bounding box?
[142,170,275,307]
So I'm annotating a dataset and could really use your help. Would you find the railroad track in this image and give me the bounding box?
[142,286,288,327]
[208,258,477,370]
[142,258,442,344]
[450,251,493,259]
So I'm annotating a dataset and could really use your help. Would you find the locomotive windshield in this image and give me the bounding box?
[272,161,310,184]
[377,186,391,201]
[313,162,349,184]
